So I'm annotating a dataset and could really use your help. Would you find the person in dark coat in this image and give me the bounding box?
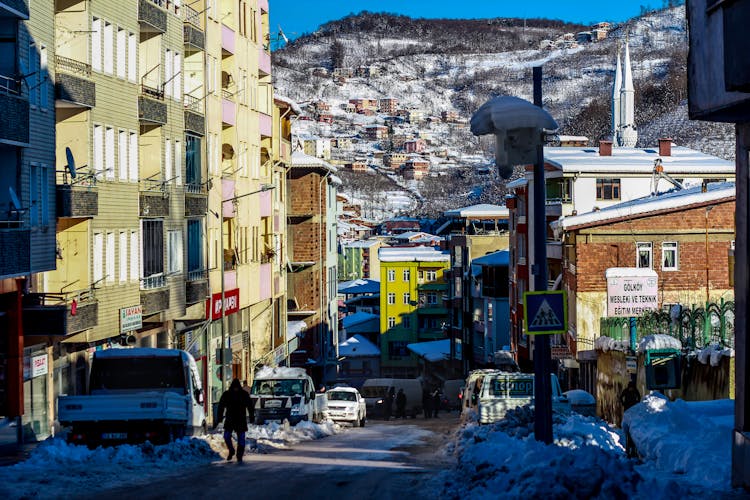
[432,389,442,418]
[395,388,407,418]
[384,387,395,420]
[620,380,641,458]
[215,378,254,463]
[422,389,432,418]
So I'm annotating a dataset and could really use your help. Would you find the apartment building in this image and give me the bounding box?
[379,247,450,378]
[0,0,56,443]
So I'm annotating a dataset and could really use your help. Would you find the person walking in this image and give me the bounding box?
[432,389,442,418]
[422,388,432,419]
[620,380,641,458]
[395,388,407,419]
[383,387,395,420]
[215,378,254,463]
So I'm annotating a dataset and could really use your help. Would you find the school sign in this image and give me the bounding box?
[606,268,659,318]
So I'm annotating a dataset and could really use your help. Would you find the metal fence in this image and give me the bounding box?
[600,299,735,350]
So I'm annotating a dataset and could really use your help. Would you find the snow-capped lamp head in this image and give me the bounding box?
[470,95,558,179]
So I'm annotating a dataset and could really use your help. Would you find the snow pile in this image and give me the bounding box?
[254,366,309,379]
[637,334,682,353]
[595,335,630,352]
[564,389,596,406]
[241,420,339,448]
[694,343,734,367]
[0,438,219,499]
[623,394,734,493]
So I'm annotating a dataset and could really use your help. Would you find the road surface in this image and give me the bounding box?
[88,414,459,500]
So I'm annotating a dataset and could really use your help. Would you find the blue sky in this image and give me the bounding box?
[270,1,666,43]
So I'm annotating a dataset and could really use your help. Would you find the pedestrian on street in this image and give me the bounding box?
[242,380,252,395]
[432,389,441,418]
[422,389,432,419]
[384,387,395,420]
[620,380,641,458]
[395,388,407,418]
[215,378,254,463]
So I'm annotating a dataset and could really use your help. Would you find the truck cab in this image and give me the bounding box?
[325,386,366,426]
[475,372,568,424]
[250,367,318,425]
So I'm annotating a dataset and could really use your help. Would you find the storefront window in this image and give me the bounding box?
[22,344,49,442]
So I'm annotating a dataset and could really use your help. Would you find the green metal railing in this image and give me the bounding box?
[599,299,734,351]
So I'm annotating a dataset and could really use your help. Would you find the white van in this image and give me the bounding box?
[250,367,318,425]
[476,372,568,424]
[361,378,422,418]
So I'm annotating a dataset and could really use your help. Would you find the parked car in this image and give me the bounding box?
[250,367,320,425]
[325,386,366,426]
[442,379,464,411]
[361,378,423,418]
[475,372,569,424]
[58,348,206,447]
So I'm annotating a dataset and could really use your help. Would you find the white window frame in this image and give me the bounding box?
[387,269,395,282]
[39,45,48,109]
[403,292,410,305]
[92,18,102,72]
[103,21,113,74]
[173,52,181,101]
[130,230,139,281]
[93,124,104,178]
[637,242,653,269]
[116,28,126,79]
[93,232,104,283]
[164,49,172,98]
[662,241,678,271]
[106,232,115,283]
[119,231,128,283]
[40,165,50,226]
[127,32,136,82]
[105,126,115,180]
[167,229,183,274]
[165,138,172,182]
[118,129,128,181]
[387,292,395,305]
[129,131,138,182]
[403,269,410,281]
[387,317,396,328]
[174,140,182,185]
[426,270,437,281]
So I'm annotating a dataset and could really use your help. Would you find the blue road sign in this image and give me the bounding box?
[523,290,568,335]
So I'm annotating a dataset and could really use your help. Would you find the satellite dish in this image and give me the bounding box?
[65,147,77,179]
[8,186,22,211]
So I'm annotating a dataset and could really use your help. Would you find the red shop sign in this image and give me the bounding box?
[206,288,240,320]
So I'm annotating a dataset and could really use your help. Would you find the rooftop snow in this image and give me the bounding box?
[344,239,380,248]
[604,267,658,278]
[273,94,302,115]
[471,250,510,267]
[443,204,509,218]
[557,182,735,230]
[338,278,380,295]
[543,146,734,174]
[339,334,380,357]
[637,334,682,353]
[287,321,307,342]
[291,151,337,172]
[379,247,449,262]
[506,177,528,189]
[408,339,450,362]
[341,311,379,329]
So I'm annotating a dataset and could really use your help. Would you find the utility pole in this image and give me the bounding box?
[532,66,553,445]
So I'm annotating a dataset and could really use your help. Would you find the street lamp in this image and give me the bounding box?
[470,77,558,444]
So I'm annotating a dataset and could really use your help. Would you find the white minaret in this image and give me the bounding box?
[619,41,638,147]
[612,48,622,146]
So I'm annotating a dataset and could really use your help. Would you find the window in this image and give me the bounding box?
[596,178,620,200]
[105,126,114,180]
[119,231,128,283]
[427,292,438,305]
[116,28,126,78]
[127,32,136,82]
[29,164,38,224]
[164,49,172,98]
[403,292,410,305]
[173,52,181,101]
[39,45,47,109]
[387,317,396,328]
[129,131,138,181]
[403,316,410,329]
[103,22,113,74]
[93,232,103,283]
[387,269,395,282]
[662,242,678,271]
[165,138,172,182]
[27,43,37,106]
[426,270,437,281]
[403,269,410,281]
[185,135,201,188]
[167,230,183,274]
[174,140,182,185]
[387,293,395,305]
[93,124,103,178]
[92,18,101,72]
[142,220,164,278]
[118,130,128,181]
[106,232,115,283]
[130,231,139,281]
[637,242,653,269]
[418,270,424,281]
[187,219,203,273]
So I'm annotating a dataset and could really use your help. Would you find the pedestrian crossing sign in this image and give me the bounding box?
[523,290,567,335]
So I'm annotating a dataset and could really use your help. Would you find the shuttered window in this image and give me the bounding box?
[116,28,126,78]
[174,140,182,185]
[130,230,139,281]
[165,138,172,182]
[173,52,181,101]
[93,233,104,283]
[129,131,138,182]
[127,32,136,82]
[105,126,114,180]
[106,232,115,283]
[92,18,101,72]
[167,230,183,274]
[118,130,127,181]
[103,21,113,74]
[142,220,164,278]
[93,125,103,178]
[119,231,128,283]
[187,220,203,272]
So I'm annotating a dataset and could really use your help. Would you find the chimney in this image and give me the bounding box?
[658,138,672,157]
[599,140,613,156]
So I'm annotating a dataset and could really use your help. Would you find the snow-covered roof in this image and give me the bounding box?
[338,278,380,295]
[273,94,302,115]
[637,334,682,353]
[472,250,510,267]
[556,182,735,230]
[392,231,439,241]
[341,312,379,329]
[329,174,342,186]
[407,339,450,362]
[287,321,307,342]
[345,239,380,249]
[443,204,509,218]
[339,334,380,357]
[379,246,449,262]
[291,151,337,173]
[255,366,309,380]
[506,177,528,189]
[544,146,734,174]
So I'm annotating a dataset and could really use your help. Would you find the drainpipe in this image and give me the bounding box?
[319,170,332,385]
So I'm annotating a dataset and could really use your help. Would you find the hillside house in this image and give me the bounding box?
[317,113,334,124]
[382,218,421,235]
[404,139,427,154]
[346,161,369,172]
[332,137,355,150]
[362,125,389,140]
[384,153,409,170]
[356,66,380,78]
[349,98,378,112]
[297,134,331,160]
[340,103,356,113]
[333,67,354,78]
[379,98,398,114]
[407,109,425,124]
[441,110,460,123]
[402,156,430,180]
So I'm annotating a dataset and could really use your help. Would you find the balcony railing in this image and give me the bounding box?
[140,273,166,290]
[183,93,201,111]
[187,268,207,281]
[55,55,91,77]
[0,73,21,96]
[221,88,234,101]
[182,4,201,27]
[142,83,164,100]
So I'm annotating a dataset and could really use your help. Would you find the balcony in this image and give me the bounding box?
[0,228,30,277]
[259,112,272,138]
[138,0,167,33]
[547,240,563,260]
[184,191,207,217]
[140,279,170,316]
[139,191,170,217]
[222,97,236,126]
[545,201,562,218]
[258,47,271,76]
[0,90,29,145]
[56,185,98,218]
[221,24,235,55]
[55,56,95,108]
[22,291,98,336]
[184,95,205,136]
[139,87,167,125]
[182,5,204,51]
[185,269,208,305]
[280,138,292,163]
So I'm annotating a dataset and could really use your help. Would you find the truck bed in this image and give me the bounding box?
[58,391,189,424]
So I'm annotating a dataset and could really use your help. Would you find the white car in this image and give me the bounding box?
[325,387,366,426]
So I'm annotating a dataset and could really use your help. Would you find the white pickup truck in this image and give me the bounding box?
[475,372,569,424]
[324,386,366,426]
[58,348,206,446]
[249,367,320,425]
